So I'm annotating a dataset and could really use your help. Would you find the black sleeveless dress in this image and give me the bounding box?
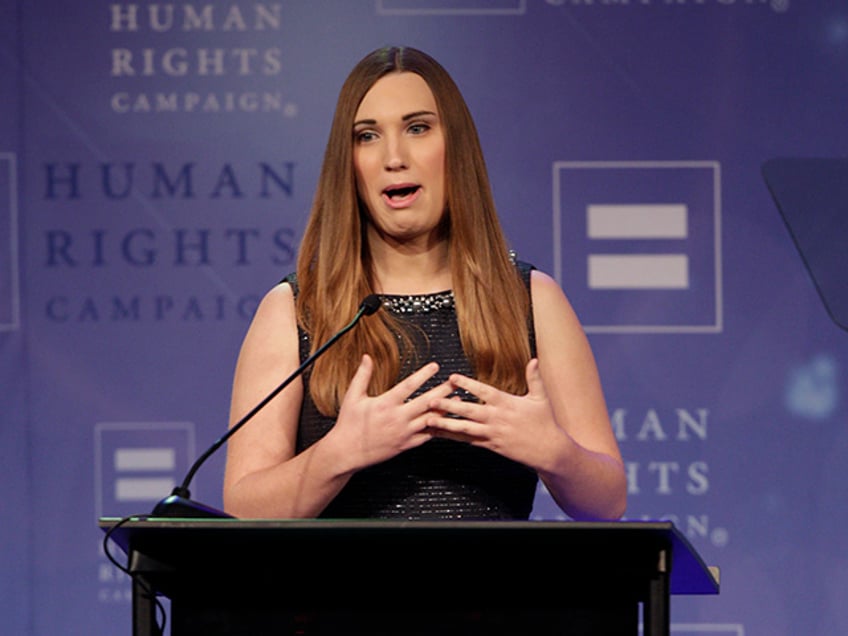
[288,263,538,520]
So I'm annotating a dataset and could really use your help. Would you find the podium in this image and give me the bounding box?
[100,518,719,636]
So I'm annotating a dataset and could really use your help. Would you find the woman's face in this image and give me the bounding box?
[352,72,446,247]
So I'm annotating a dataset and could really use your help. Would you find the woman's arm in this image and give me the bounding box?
[529,269,626,520]
[222,283,356,518]
[223,283,451,518]
[425,269,626,520]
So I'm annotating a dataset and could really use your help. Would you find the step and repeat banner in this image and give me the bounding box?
[2,1,847,634]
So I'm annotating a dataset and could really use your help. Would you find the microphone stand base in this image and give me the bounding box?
[151,494,234,519]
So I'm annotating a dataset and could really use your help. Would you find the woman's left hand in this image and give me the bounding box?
[425,358,568,469]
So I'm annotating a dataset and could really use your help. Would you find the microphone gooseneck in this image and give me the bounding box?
[151,294,382,518]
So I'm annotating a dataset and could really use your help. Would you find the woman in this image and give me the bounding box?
[222,46,626,521]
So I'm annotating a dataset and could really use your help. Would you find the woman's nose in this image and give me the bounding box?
[383,136,408,171]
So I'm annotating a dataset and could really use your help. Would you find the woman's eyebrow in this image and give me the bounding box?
[354,110,437,128]
[402,110,437,121]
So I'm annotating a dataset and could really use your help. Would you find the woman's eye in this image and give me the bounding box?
[355,131,376,143]
[408,123,430,135]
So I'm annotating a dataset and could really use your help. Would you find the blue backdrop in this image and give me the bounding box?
[2,1,847,634]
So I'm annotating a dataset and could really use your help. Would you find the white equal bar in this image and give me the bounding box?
[115,477,176,501]
[587,204,688,239]
[114,448,176,471]
[588,254,689,289]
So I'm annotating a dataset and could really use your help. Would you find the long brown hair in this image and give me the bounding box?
[296,46,531,415]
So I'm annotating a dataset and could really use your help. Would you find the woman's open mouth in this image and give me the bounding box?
[382,184,422,207]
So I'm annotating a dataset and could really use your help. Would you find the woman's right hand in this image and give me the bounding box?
[327,354,452,471]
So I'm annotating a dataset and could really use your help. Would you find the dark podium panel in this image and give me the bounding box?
[100,518,719,636]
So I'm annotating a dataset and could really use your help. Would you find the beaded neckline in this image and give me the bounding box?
[380,290,454,314]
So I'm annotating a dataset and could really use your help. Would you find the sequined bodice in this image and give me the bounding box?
[291,265,538,520]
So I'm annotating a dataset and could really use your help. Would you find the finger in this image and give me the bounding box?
[388,361,441,400]
[409,379,455,410]
[400,374,456,427]
[346,354,374,398]
[426,413,485,439]
[525,358,548,398]
[428,396,481,420]
[446,373,491,402]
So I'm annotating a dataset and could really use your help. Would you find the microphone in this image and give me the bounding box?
[151,294,383,518]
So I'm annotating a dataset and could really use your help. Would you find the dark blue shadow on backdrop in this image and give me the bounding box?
[763,157,848,333]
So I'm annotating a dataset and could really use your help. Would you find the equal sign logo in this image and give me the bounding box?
[94,422,194,518]
[113,447,176,502]
[587,203,689,290]
[553,161,722,334]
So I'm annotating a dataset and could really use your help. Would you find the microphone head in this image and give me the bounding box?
[360,294,382,316]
